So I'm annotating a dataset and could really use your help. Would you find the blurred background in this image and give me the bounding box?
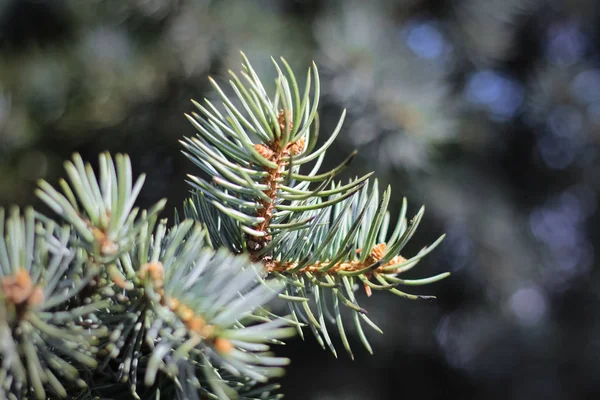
[1,0,600,399]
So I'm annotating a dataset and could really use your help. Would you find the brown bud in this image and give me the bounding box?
[110,273,129,290]
[214,337,234,354]
[254,144,275,160]
[178,304,194,322]
[1,269,34,305]
[288,138,305,156]
[27,286,45,307]
[165,296,180,311]
[138,262,165,288]
[92,227,106,243]
[187,315,206,334]
[101,240,119,256]
[369,243,387,262]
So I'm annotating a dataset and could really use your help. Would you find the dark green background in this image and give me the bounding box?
[1,0,599,399]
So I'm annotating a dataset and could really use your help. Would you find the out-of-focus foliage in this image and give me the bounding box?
[2,0,600,399]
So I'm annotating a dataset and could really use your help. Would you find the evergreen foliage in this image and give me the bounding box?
[0,54,447,399]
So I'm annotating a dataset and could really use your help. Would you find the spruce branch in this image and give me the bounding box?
[35,152,167,264]
[0,207,108,399]
[1,50,449,399]
[182,53,449,357]
[96,219,293,399]
[31,151,294,399]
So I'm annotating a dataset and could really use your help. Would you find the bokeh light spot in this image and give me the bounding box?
[405,21,446,60]
[509,286,547,326]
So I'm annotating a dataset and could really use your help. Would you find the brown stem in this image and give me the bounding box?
[246,110,304,261]
[266,244,405,275]
[135,262,230,352]
[266,243,406,297]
